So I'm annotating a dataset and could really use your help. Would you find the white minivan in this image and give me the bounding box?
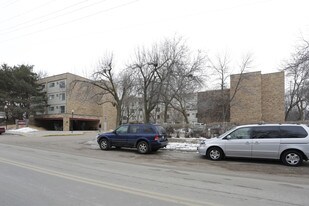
[197,124,309,166]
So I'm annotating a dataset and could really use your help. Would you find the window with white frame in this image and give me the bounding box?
[60,106,65,113]
[49,94,55,100]
[60,93,65,100]
[49,82,55,88]
[59,81,65,88]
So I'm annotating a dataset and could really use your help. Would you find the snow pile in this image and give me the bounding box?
[9,127,38,133]
[163,142,199,151]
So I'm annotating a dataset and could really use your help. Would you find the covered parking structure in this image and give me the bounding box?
[34,115,100,131]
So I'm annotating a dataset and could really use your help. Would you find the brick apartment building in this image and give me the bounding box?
[35,73,116,131]
[198,71,285,124]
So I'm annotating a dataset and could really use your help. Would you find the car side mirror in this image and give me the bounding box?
[225,135,232,140]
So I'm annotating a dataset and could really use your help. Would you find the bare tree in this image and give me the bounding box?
[210,52,231,90]
[168,50,206,124]
[206,53,253,123]
[285,39,309,120]
[129,36,206,124]
[159,37,206,123]
[129,44,169,123]
[209,52,231,122]
[72,53,134,126]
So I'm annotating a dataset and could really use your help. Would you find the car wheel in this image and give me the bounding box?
[99,138,110,150]
[207,147,223,161]
[281,150,303,166]
[137,141,149,154]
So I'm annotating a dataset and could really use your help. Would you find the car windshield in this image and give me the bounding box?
[218,127,237,139]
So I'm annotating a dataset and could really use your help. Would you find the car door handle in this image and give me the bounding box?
[245,141,250,145]
[254,141,259,144]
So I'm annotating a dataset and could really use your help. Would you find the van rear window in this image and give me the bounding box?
[280,126,308,138]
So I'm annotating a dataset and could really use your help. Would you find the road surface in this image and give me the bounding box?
[0,132,309,206]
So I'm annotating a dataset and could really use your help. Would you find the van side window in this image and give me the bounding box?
[252,126,280,139]
[228,128,251,139]
[280,126,308,138]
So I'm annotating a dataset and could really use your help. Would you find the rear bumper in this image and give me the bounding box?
[151,140,168,149]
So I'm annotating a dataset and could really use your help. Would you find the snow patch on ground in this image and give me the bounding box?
[8,127,38,133]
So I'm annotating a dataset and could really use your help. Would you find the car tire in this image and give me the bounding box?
[137,141,149,154]
[207,147,224,161]
[99,138,110,150]
[281,150,303,166]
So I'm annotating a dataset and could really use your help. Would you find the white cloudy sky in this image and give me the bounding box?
[1,0,309,78]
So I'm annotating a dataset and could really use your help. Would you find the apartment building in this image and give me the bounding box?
[35,73,116,131]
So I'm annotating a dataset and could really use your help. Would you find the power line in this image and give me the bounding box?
[0,0,92,32]
[0,0,139,44]
[0,0,19,9]
[0,0,56,24]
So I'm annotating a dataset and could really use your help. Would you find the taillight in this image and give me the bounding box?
[154,135,159,141]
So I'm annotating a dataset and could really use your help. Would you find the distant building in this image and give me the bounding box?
[197,89,230,123]
[198,71,285,124]
[121,93,198,125]
[35,73,116,131]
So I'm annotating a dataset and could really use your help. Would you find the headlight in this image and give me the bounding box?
[96,134,100,141]
[199,140,206,145]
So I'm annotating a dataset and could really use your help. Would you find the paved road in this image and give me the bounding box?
[0,132,309,206]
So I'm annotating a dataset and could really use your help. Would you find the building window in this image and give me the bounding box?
[49,107,54,111]
[49,94,55,100]
[49,82,55,88]
[59,81,65,88]
[60,106,65,113]
[60,93,65,100]
[157,115,160,119]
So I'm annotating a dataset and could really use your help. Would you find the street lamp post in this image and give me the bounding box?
[71,110,74,133]
[4,105,8,130]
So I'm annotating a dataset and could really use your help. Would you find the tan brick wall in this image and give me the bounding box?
[37,73,117,131]
[230,71,285,124]
[261,71,285,123]
[230,72,262,124]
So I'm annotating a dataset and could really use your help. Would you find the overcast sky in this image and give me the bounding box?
[1,0,309,78]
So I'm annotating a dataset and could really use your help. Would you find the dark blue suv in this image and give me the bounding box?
[97,124,168,154]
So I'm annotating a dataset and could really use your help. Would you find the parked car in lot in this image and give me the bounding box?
[0,127,5,135]
[97,123,168,154]
[197,124,309,166]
